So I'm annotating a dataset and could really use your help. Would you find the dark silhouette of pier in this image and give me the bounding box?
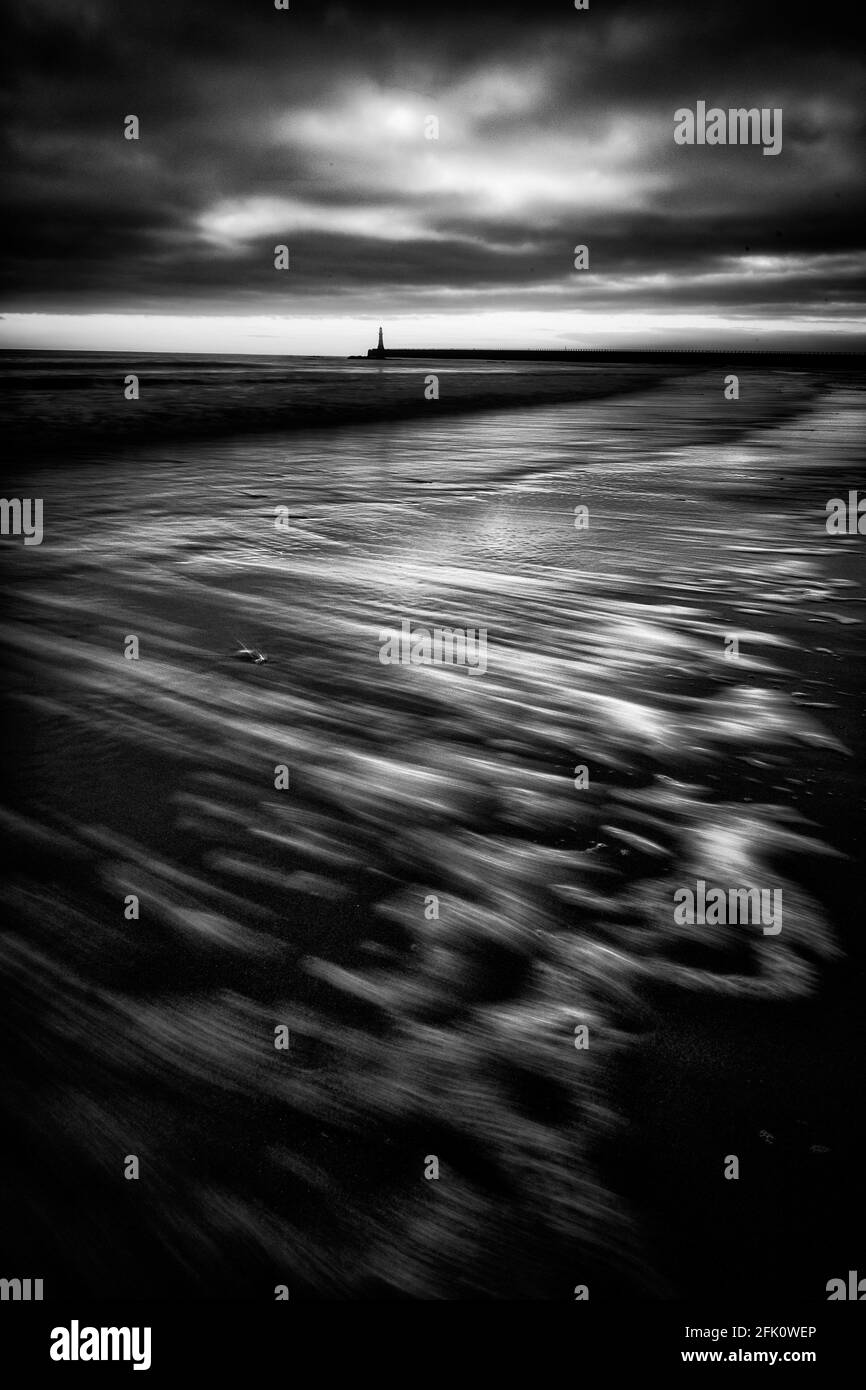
[353,330,864,368]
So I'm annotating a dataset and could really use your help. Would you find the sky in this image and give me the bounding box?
[2,0,864,354]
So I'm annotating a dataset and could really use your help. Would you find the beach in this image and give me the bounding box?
[1,355,863,1297]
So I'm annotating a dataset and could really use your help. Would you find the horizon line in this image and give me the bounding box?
[2,345,865,358]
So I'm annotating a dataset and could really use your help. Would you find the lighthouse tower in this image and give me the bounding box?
[368,325,386,359]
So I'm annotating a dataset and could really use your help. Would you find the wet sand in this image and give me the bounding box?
[1,364,863,1297]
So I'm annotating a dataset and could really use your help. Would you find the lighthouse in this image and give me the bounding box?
[368,325,386,359]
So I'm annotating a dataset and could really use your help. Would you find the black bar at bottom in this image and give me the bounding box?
[1,1301,862,1378]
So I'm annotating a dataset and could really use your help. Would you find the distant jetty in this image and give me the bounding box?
[350,328,863,367]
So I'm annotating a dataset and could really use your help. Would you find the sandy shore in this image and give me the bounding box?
[1,367,863,1296]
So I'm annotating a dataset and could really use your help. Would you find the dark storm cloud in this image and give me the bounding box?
[1,0,864,338]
